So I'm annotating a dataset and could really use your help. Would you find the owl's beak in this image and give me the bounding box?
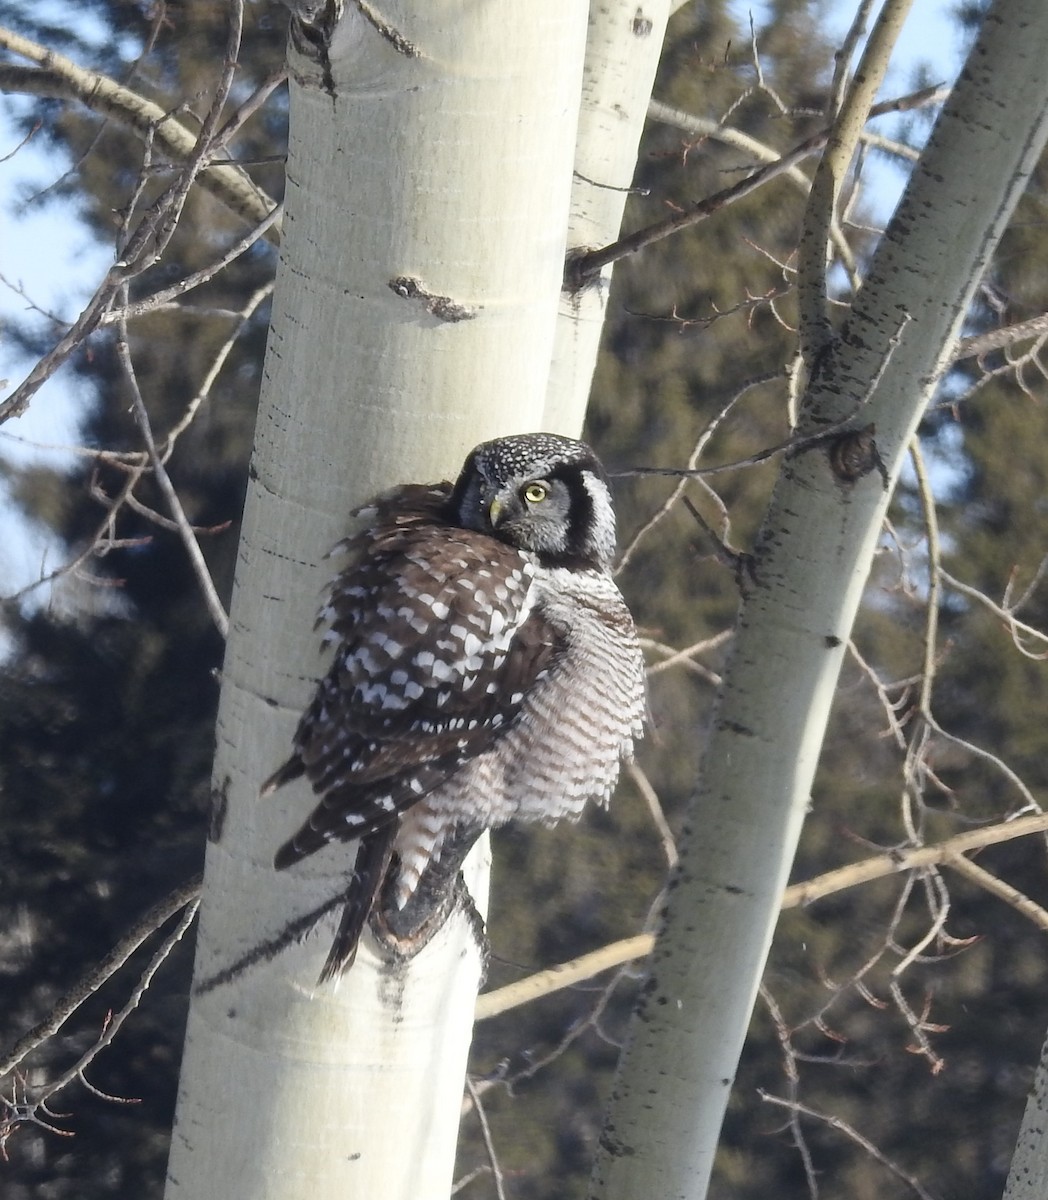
[488,496,503,528]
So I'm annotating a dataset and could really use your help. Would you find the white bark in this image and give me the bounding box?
[164,4,590,1198]
[1004,1033,1048,1198]
[590,3,1048,1198]
[544,0,669,429]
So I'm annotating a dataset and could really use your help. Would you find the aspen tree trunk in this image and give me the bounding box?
[164,4,594,1198]
[544,0,669,426]
[590,3,1048,1198]
[1004,1033,1048,1199]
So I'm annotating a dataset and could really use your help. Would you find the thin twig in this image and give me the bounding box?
[21,2,168,205]
[211,67,289,154]
[0,117,40,163]
[910,441,940,718]
[887,870,949,1070]
[939,567,1048,660]
[846,640,910,749]
[925,713,1041,815]
[0,874,203,1078]
[571,82,945,288]
[160,280,275,455]
[464,1076,507,1200]
[759,985,819,1199]
[115,303,230,637]
[451,1167,495,1195]
[626,761,678,869]
[29,900,200,1107]
[758,1091,937,1200]
[0,26,276,236]
[0,430,145,466]
[642,630,732,681]
[797,0,914,364]
[943,852,1048,932]
[98,205,282,328]
[1,2,249,428]
[615,372,780,573]
[3,464,148,605]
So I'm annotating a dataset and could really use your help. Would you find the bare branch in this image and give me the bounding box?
[784,813,1048,910]
[0,26,278,238]
[828,1,877,119]
[573,83,947,290]
[0,875,202,1079]
[98,206,282,328]
[116,304,230,638]
[642,631,731,683]
[797,0,914,364]
[475,935,653,1022]
[615,371,782,573]
[759,985,819,1200]
[911,440,941,718]
[939,566,1048,660]
[464,1077,507,1200]
[160,280,275,455]
[475,815,1048,1021]
[953,312,1048,360]
[26,900,200,1112]
[944,852,1048,932]
[846,639,910,749]
[626,761,678,870]
[2,10,250,428]
[925,714,1042,815]
[759,1091,937,1200]
[4,463,148,604]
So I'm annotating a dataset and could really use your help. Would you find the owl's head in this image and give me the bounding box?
[450,433,617,569]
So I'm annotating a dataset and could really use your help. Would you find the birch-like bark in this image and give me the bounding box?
[1004,1033,1048,1199]
[590,3,1048,1198]
[164,5,589,1198]
[544,0,669,428]
[796,0,912,363]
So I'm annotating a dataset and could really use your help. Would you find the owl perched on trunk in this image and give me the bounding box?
[262,433,646,981]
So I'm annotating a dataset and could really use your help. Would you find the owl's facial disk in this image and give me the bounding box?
[487,476,575,557]
[450,433,617,569]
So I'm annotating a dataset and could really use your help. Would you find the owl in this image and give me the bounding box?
[261,432,646,982]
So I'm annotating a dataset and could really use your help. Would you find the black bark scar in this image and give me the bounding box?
[827,423,889,489]
[389,276,477,323]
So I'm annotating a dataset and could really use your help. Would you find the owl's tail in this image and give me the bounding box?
[259,753,304,798]
[317,826,397,984]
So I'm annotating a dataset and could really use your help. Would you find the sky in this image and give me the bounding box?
[0,1,967,600]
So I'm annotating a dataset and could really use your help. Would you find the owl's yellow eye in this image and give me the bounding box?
[522,481,549,504]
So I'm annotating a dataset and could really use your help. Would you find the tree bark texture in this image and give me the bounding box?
[165,4,591,1198]
[590,5,1048,1198]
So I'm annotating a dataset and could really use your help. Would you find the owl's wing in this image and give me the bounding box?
[266,519,563,869]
